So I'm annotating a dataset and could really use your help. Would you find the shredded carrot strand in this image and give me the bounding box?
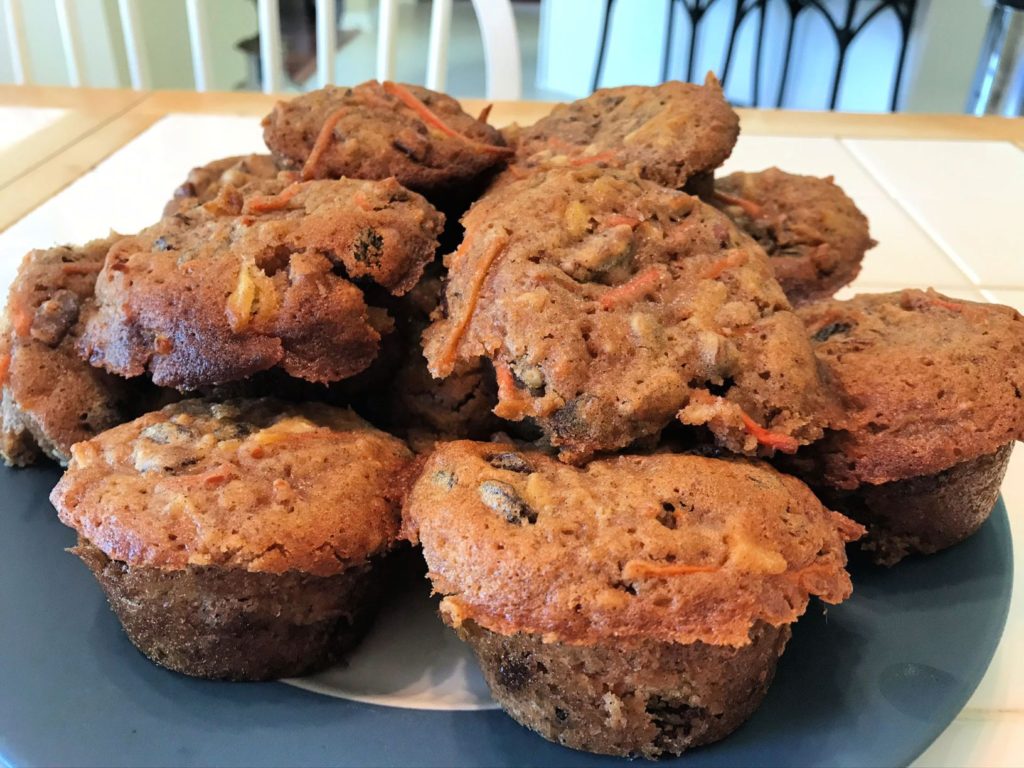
[0,353,10,386]
[701,251,748,280]
[739,411,800,453]
[929,297,962,313]
[495,361,516,398]
[624,560,720,579]
[382,81,512,156]
[603,213,641,228]
[435,232,510,374]
[599,266,661,310]
[477,103,493,123]
[10,305,32,338]
[61,262,102,276]
[301,107,348,180]
[568,149,618,167]
[243,182,303,214]
[714,190,764,219]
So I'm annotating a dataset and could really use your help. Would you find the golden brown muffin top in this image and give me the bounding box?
[79,176,444,390]
[798,289,1024,487]
[711,168,875,306]
[508,75,739,188]
[423,166,835,463]
[262,81,510,194]
[402,441,863,647]
[51,398,412,576]
[1,237,141,465]
[163,153,282,216]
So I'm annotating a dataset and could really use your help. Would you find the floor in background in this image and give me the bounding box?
[320,0,564,101]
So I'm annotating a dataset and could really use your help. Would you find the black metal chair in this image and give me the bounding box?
[591,0,919,111]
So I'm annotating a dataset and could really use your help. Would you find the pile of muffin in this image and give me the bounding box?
[4,75,1023,759]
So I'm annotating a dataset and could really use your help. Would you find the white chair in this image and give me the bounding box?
[1,0,522,99]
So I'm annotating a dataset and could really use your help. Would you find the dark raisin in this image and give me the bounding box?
[153,237,174,252]
[646,697,708,752]
[487,452,534,473]
[173,182,197,200]
[353,228,384,266]
[812,321,852,342]
[554,708,568,722]
[549,396,593,442]
[496,655,533,691]
[479,480,537,524]
[656,502,677,529]
[30,289,80,346]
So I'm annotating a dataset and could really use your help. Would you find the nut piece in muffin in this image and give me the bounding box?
[50,398,412,680]
[1,237,150,466]
[79,176,444,390]
[793,289,1024,564]
[262,81,511,196]
[423,167,836,463]
[506,75,738,189]
[163,153,283,216]
[710,168,875,305]
[402,441,863,757]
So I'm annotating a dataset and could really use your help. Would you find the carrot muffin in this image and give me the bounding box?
[402,441,862,757]
[261,81,510,195]
[507,75,738,189]
[795,290,1024,564]
[50,398,412,680]
[79,176,444,390]
[423,167,835,463]
[711,168,875,305]
[163,153,283,215]
[1,237,146,466]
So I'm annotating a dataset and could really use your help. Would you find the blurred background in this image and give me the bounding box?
[0,0,1019,114]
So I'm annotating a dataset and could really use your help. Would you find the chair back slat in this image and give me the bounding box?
[258,0,283,93]
[470,0,521,99]
[2,0,31,85]
[55,0,86,86]
[184,0,212,91]
[425,0,453,91]
[376,0,398,82]
[117,0,150,89]
[315,0,336,87]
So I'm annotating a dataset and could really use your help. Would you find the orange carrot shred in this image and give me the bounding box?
[435,232,510,374]
[0,353,10,386]
[701,251,748,280]
[243,182,303,214]
[714,190,764,219]
[61,262,102,276]
[929,297,962,313]
[477,103,493,123]
[599,266,662,310]
[624,561,720,579]
[382,81,512,156]
[603,213,641,228]
[739,411,800,453]
[301,106,348,180]
[11,305,32,338]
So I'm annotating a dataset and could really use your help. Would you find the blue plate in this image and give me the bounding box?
[0,463,1012,767]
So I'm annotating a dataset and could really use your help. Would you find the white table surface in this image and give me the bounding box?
[0,106,67,153]
[0,114,1021,767]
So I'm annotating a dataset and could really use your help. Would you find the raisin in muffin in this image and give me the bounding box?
[710,168,875,305]
[1,237,152,466]
[79,176,444,390]
[402,441,862,758]
[423,166,836,463]
[50,398,412,680]
[505,74,738,189]
[262,81,510,196]
[163,153,283,216]
[794,290,1024,564]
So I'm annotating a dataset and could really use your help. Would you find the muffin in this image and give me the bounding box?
[423,166,836,463]
[163,153,283,215]
[261,80,511,197]
[79,176,444,390]
[1,237,148,466]
[710,168,875,305]
[506,74,738,189]
[794,290,1024,564]
[50,398,412,680]
[402,441,863,757]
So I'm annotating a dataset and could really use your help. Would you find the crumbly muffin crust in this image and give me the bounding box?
[508,75,738,188]
[423,167,835,462]
[1,237,141,466]
[402,441,862,647]
[163,153,283,216]
[52,398,412,575]
[711,168,874,305]
[797,289,1024,487]
[262,81,510,194]
[79,176,444,390]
